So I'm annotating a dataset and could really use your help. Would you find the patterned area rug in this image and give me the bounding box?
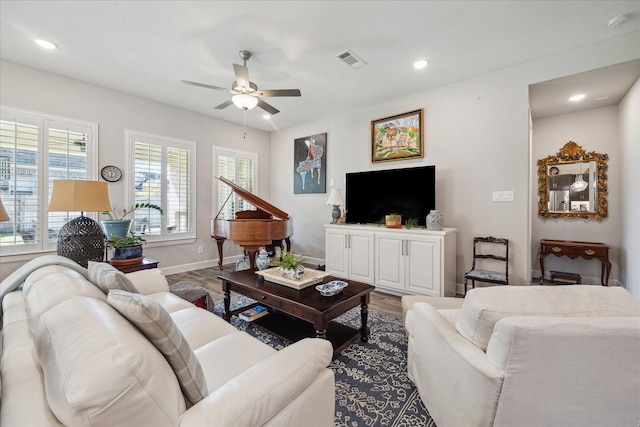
[212,296,436,427]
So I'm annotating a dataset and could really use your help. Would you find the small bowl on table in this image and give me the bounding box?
[316,280,348,297]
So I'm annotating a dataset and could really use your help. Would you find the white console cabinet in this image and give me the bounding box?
[325,224,456,297]
[324,226,375,283]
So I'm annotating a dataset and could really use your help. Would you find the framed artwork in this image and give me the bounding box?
[371,109,424,163]
[294,133,326,194]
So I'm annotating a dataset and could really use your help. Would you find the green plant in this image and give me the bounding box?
[110,232,146,248]
[405,217,419,229]
[269,251,305,269]
[386,213,400,220]
[102,203,164,220]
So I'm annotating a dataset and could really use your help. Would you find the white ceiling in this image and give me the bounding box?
[1,1,639,132]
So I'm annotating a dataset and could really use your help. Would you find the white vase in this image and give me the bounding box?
[426,210,443,230]
[255,247,270,271]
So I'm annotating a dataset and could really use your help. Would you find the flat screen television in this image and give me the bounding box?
[345,166,435,226]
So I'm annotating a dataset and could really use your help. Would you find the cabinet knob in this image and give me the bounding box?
[585,249,595,255]
[552,247,562,253]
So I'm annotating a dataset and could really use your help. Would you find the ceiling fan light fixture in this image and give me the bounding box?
[232,94,258,110]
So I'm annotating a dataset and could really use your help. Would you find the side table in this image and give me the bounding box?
[539,240,610,286]
[109,257,159,273]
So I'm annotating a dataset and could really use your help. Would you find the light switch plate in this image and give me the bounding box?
[493,191,514,202]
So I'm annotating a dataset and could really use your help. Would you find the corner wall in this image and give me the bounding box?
[619,77,640,298]
[531,106,621,285]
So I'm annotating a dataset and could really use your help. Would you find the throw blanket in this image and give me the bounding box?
[0,255,89,316]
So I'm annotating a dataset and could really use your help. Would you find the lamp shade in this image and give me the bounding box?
[47,180,112,212]
[0,198,9,222]
[325,188,344,206]
[232,93,259,110]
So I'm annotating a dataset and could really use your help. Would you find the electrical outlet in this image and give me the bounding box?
[197,246,204,254]
[493,191,514,202]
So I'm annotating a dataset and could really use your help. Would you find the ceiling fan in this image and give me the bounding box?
[182,50,301,115]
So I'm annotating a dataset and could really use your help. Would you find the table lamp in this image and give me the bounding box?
[325,188,345,224]
[0,198,9,222]
[47,180,112,267]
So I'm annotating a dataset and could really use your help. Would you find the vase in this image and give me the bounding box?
[102,219,132,239]
[426,210,443,230]
[255,247,270,271]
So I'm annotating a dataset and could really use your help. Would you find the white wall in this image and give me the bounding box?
[269,33,639,288]
[0,60,271,279]
[619,78,640,298]
[531,106,621,285]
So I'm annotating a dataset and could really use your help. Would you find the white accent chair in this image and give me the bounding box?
[402,285,640,427]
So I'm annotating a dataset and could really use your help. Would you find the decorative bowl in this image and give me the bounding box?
[316,280,348,297]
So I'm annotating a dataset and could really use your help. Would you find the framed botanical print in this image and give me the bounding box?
[294,133,326,194]
[371,109,424,163]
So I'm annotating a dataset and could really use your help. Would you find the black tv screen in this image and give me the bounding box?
[345,166,435,226]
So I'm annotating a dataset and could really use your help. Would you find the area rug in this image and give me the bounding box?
[212,296,436,427]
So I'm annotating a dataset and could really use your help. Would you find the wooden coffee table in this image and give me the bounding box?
[218,269,374,356]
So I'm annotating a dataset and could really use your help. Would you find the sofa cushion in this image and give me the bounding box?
[108,290,208,405]
[88,261,139,293]
[456,285,640,351]
[24,265,106,333]
[34,296,184,427]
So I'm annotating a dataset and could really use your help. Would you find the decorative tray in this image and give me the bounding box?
[255,267,330,290]
[316,280,348,297]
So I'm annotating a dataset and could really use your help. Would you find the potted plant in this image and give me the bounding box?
[269,251,306,280]
[110,232,146,260]
[385,213,402,229]
[101,203,163,238]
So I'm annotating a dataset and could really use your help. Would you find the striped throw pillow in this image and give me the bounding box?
[107,290,208,405]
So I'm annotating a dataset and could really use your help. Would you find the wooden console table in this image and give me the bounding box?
[539,240,610,286]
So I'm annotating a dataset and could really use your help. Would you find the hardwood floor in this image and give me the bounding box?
[165,265,403,317]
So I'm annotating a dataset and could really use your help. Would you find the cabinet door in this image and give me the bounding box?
[348,232,375,283]
[375,233,405,290]
[406,236,441,296]
[325,229,349,278]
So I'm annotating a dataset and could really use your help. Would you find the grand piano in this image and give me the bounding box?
[211,176,292,269]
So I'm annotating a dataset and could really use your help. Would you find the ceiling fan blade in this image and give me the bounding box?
[257,89,302,97]
[233,64,251,90]
[214,99,234,110]
[257,99,280,115]
[182,80,235,94]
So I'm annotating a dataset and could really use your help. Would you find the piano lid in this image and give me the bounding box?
[216,176,290,220]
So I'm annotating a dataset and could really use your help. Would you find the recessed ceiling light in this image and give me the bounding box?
[569,94,585,102]
[414,60,428,69]
[607,14,628,29]
[262,114,271,120]
[35,39,57,50]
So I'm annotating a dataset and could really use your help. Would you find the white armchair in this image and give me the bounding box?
[403,285,640,427]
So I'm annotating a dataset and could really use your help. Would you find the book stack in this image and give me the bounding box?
[239,305,269,322]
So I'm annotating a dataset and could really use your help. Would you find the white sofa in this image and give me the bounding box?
[0,256,335,426]
[402,285,640,427]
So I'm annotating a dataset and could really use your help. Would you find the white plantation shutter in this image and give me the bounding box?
[0,108,96,254]
[128,131,195,240]
[213,148,257,219]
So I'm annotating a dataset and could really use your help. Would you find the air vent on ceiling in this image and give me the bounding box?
[336,49,367,69]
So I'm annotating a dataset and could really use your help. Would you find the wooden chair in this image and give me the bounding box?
[464,237,509,293]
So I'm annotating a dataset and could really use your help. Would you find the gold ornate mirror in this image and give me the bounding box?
[537,141,608,221]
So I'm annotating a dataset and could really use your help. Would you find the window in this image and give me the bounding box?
[213,147,257,219]
[126,130,195,240]
[0,107,97,254]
